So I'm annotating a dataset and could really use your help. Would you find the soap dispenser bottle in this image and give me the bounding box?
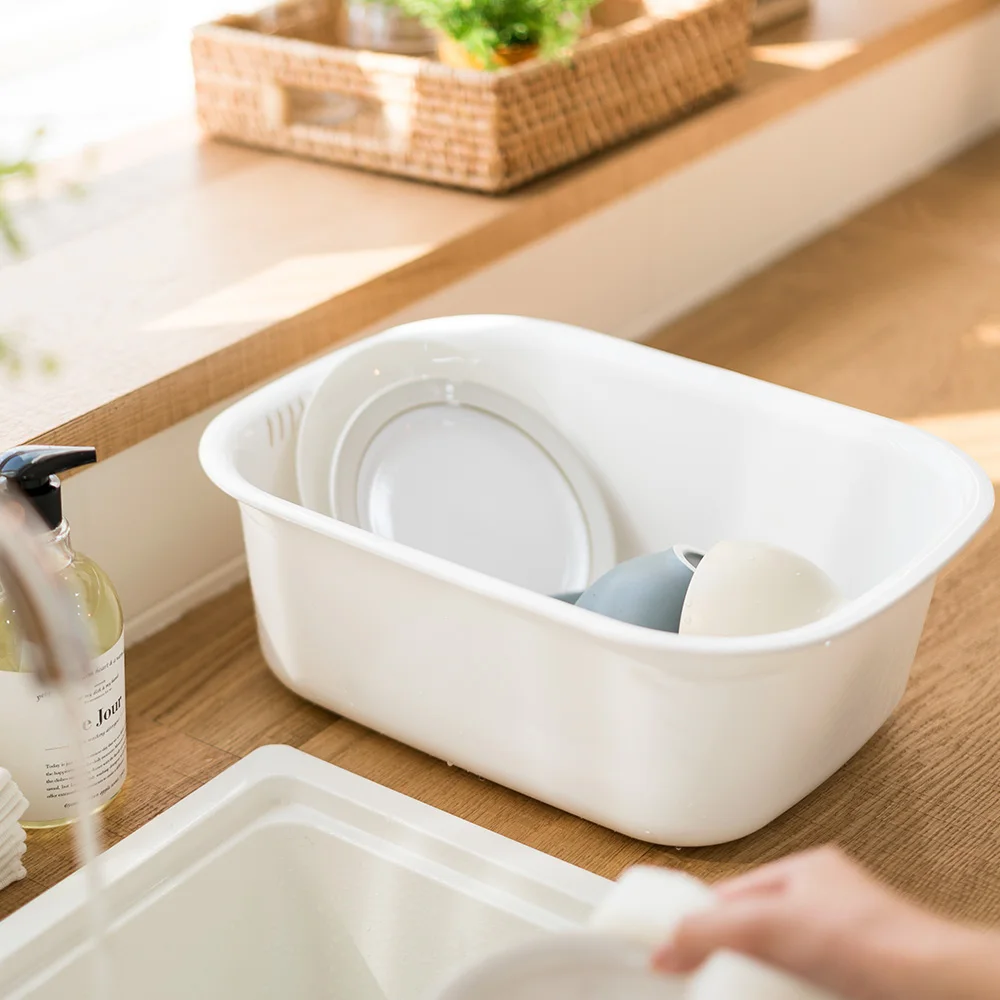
[0,446,126,827]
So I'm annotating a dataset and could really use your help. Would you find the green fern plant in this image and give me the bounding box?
[398,0,598,67]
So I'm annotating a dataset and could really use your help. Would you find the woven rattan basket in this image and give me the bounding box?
[192,0,753,193]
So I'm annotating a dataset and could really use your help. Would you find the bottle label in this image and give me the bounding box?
[0,635,126,824]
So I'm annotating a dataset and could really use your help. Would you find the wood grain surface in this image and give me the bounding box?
[1,0,995,464]
[3,128,999,927]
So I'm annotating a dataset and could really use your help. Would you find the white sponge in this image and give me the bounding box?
[589,865,714,948]
[588,865,838,1000]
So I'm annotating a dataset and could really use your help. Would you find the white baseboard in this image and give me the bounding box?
[61,9,1000,643]
[125,553,248,647]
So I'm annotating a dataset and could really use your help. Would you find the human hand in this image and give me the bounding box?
[652,846,1000,1000]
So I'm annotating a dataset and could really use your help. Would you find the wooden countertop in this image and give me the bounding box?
[3,127,1000,927]
[1,0,995,462]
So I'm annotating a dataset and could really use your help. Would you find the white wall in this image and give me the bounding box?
[64,397,248,641]
[62,10,1000,645]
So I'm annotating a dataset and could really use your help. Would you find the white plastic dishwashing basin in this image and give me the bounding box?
[199,316,994,846]
[0,746,608,999]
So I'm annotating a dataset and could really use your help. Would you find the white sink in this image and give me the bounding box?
[0,746,609,999]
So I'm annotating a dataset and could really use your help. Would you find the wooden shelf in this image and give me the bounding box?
[0,0,995,460]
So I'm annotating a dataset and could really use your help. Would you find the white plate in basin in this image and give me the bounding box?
[329,378,615,594]
[0,746,608,1000]
[296,338,484,515]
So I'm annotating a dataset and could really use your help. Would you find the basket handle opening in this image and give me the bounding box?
[259,79,420,147]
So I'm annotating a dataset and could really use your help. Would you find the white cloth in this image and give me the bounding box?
[0,768,29,893]
[0,831,26,870]
[0,860,26,891]
[0,830,27,891]
[0,821,27,844]
[0,772,29,830]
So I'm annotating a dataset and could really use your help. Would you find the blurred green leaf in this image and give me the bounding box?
[0,334,61,379]
[0,128,75,378]
[0,204,25,256]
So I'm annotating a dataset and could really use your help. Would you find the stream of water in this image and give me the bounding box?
[58,686,112,1000]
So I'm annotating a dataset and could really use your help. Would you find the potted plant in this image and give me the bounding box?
[398,0,599,69]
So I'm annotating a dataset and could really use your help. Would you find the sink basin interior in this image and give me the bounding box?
[0,747,608,999]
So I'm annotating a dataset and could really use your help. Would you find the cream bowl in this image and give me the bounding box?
[679,540,843,637]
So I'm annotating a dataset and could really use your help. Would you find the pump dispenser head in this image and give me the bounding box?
[0,446,97,530]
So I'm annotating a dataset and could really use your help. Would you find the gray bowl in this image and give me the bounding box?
[551,591,584,604]
[575,545,703,633]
